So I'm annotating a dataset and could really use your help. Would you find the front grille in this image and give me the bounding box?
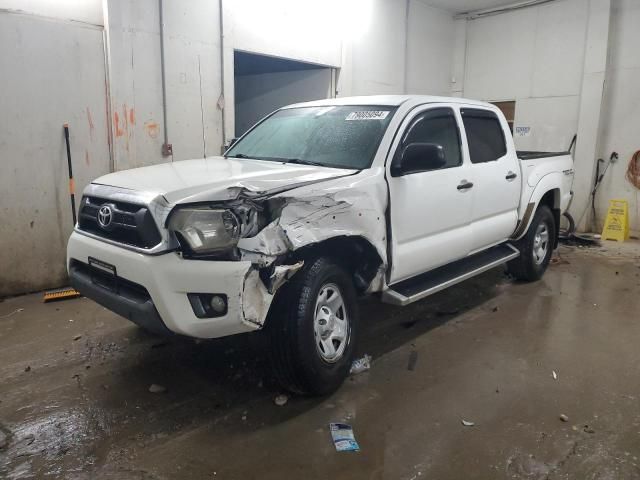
[78,196,162,249]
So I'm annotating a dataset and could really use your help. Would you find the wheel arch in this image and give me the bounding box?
[290,235,385,294]
[513,175,562,244]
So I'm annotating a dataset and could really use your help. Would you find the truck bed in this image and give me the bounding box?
[516,151,570,160]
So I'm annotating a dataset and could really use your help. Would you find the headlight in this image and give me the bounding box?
[168,207,240,254]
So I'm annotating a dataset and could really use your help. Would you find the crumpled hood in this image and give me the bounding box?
[93,156,355,204]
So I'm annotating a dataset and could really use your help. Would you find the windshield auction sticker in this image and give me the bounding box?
[345,111,389,121]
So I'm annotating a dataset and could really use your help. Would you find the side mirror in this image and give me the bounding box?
[391,143,446,176]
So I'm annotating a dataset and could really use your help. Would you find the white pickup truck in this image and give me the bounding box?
[67,95,574,395]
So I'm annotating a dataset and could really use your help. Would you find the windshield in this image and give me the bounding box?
[225,105,396,169]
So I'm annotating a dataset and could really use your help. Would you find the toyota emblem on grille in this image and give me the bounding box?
[97,205,113,228]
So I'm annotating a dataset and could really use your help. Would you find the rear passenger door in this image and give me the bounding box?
[460,107,520,253]
[387,106,472,284]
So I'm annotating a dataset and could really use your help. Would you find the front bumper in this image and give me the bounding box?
[67,231,272,338]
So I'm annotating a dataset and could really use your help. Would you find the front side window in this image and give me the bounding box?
[225,105,396,170]
[397,107,462,170]
[461,108,507,164]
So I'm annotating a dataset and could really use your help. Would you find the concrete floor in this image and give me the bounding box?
[1,243,639,479]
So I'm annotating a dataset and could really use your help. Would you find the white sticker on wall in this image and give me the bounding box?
[345,111,389,121]
[515,126,531,137]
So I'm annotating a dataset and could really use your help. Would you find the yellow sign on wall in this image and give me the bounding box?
[602,199,630,242]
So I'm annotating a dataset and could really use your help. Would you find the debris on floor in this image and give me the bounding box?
[350,354,371,375]
[274,394,288,407]
[148,384,167,394]
[43,286,81,302]
[407,350,418,371]
[552,370,558,380]
[550,256,570,265]
[559,414,569,422]
[16,434,35,447]
[73,334,82,341]
[24,365,31,372]
[461,420,475,427]
[0,308,24,319]
[1,247,637,477]
[329,423,360,452]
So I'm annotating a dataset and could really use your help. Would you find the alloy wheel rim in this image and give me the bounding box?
[533,222,550,265]
[313,283,349,363]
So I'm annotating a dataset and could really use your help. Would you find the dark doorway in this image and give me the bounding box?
[234,51,335,136]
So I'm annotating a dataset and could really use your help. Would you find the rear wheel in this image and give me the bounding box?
[267,257,358,396]
[508,205,556,281]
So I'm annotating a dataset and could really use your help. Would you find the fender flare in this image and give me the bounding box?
[511,172,562,240]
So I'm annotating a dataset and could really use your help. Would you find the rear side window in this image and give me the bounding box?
[461,108,507,163]
[400,107,462,169]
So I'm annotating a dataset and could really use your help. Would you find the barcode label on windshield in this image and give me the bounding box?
[345,111,389,121]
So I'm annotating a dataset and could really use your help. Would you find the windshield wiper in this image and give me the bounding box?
[281,158,324,167]
[227,154,325,167]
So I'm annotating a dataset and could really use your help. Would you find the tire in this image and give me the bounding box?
[267,257,358,396]
[508,205,556,282]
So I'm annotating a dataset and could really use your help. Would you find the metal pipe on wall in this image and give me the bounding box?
[402,0,409,94]
[159,0,172,157]
[218,0,226,151]
[455,0,557,20]
[101,0,115,172]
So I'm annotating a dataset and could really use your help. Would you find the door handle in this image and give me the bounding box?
[506,171,518,180]
[457,180,474,191]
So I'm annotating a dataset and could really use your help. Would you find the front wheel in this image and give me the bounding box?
[508,205,556,282]
[267,257,358,396]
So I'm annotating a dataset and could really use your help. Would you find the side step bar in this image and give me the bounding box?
[382,244,520,307]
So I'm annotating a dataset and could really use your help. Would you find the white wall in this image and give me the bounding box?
[107,0,223,169]
[235,69,332,135]
[0,0,103,25]
[105,0,397,159]
[107,0,165,170]
[0,10,110,295]
[406,1,455,96]
[595,0,640,232]
[228,0,343,68]
[453,0,640,233]
[460,0,588,151]
[107,0,456,160]
[347,0,408,95]
[341,0,454,97]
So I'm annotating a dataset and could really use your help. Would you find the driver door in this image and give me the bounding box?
[387,106,473,284]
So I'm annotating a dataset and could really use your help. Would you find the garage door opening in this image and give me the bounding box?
[233,51,336,137]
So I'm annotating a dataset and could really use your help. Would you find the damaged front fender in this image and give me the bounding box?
[241,268,273,328]
[239,261,303,329]
[236,170,389,292]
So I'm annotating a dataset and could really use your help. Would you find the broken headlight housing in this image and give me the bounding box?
[168,207,240,255]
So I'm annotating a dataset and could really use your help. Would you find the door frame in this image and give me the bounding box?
[384,103,474,284]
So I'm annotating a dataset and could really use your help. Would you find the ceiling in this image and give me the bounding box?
[420,0,523,14]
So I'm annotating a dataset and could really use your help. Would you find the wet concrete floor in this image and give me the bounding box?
[1,244,639,479]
